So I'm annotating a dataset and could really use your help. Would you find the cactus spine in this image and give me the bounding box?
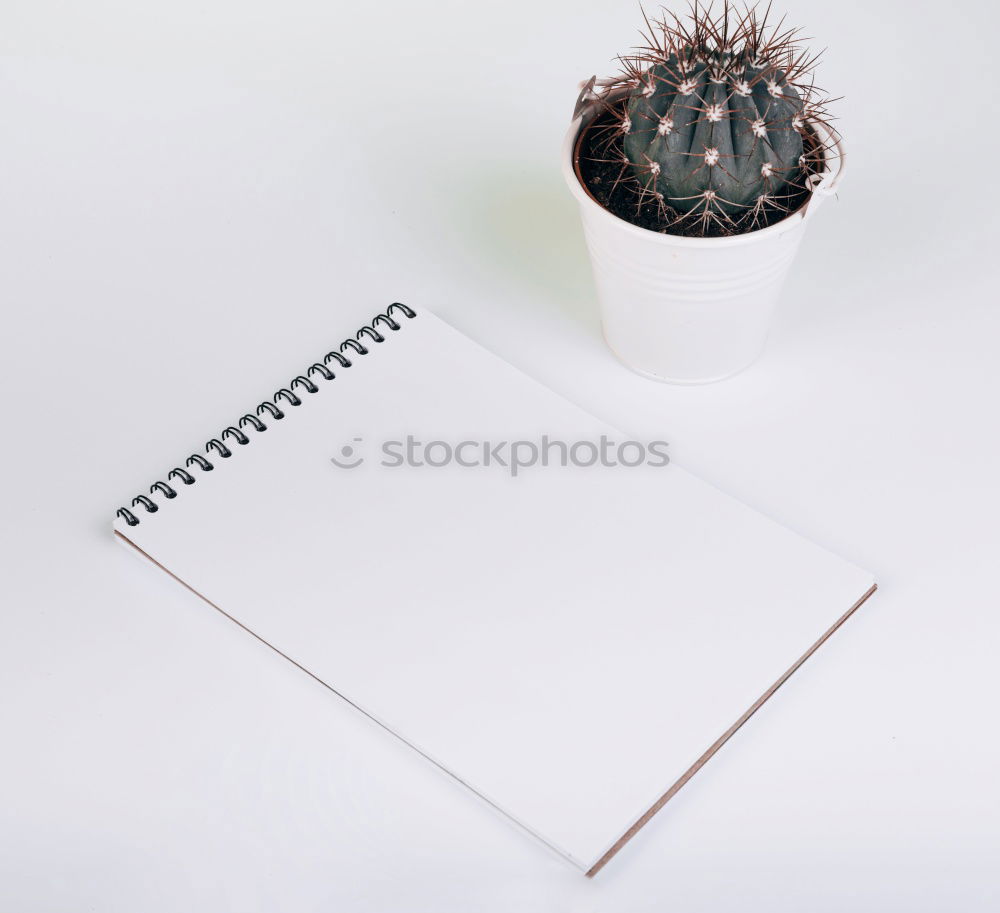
[594,2,834,234]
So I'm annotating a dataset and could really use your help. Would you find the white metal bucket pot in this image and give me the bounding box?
[563,111,845,384]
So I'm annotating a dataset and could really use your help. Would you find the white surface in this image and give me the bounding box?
[112,307,873,870]
[0,0,998,909]
[563,114,842,382]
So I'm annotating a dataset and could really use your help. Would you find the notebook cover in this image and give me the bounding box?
[113,305,876,872]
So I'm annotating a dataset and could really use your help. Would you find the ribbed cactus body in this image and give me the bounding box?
[623,53,804,215]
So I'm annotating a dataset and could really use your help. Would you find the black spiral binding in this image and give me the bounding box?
[115,303,417,528]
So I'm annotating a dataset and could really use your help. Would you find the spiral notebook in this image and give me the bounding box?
[113,304,876,875]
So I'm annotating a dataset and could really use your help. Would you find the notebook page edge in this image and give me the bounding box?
[113,529,592,873]
[583,580,878,877]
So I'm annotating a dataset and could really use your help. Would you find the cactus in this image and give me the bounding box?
[587,2,834,235]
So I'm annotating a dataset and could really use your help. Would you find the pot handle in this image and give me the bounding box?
[572,76,630,126]
[807,139,847,198]
[573,76,600,120]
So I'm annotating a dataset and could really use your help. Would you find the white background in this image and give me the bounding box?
[1,0,998,909]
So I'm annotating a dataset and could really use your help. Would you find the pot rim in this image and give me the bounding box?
[562,110,845,249]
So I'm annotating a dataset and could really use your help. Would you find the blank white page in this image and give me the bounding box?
[114,308,875,873]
